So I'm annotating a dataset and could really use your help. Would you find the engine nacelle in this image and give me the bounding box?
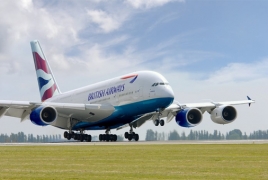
[210,105,237,124]
[30,106,58,126]
[176,108,203,127]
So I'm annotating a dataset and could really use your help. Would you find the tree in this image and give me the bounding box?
[145,129,156,141]
[168,130,180,140]
[227,129,242,140]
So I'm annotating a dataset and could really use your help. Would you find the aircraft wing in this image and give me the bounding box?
[117,97,255,130]
[0,100,115,122]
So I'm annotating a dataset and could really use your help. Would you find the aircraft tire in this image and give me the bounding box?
[154,119,160,126]
[67,133,71,140]
[160,119,165,126]
[80,135,84,142]
[86,135,91,142]
[106,134,110,142]
[128,134,133,141]
[113,135,117,141]
[64,131,68,138]
[124,132,129,139]
[134,134,139,141]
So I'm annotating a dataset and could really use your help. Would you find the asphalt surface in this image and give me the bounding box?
[1,140,268,146]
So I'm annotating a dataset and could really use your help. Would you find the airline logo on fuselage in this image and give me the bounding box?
[88,84,125,101]
[87,74,138,101]
[121,74,138,83]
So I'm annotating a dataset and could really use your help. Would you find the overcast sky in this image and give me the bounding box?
[0,0,267,140]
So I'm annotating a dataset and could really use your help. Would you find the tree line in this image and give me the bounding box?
[0,132,62,143]
[0,132,124,143]
[145,129,268,141]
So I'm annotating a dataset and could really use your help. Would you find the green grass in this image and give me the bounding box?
[0,144,268,179]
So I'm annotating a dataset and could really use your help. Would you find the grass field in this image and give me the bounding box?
[0,144,267,179]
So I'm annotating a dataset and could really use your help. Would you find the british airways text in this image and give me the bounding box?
[88,84,125,101]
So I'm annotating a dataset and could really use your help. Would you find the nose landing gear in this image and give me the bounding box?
[154,110,165,126]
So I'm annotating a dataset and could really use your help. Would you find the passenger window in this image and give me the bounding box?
[160,83,164,85]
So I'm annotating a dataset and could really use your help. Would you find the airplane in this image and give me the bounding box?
[0,40,255,142]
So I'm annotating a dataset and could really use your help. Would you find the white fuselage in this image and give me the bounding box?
[46,71,174,130]
[47,71,174,107]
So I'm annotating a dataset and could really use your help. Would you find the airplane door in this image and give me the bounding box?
[139,86,143,98]
[149,87,155,98]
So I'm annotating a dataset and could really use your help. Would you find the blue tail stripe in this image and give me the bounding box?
[37,77,50,90]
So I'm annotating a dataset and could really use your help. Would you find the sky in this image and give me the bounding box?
[0,0,268,140]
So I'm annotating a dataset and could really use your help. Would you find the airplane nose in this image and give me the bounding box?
[160,87,174,108]
[165,87,175,99]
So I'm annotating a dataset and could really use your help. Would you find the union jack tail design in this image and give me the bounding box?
[30,40,61,102]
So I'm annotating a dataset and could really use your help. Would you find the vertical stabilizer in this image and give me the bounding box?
[30,40,61,102]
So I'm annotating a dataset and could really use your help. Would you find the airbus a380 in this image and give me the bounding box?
[0,40,255,142]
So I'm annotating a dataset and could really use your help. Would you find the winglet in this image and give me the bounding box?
[247,96,252,107]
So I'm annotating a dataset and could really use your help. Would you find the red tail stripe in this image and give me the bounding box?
[33,52,50,74]
[41,83,57,102]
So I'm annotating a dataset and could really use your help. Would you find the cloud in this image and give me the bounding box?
[205,59,268,84]
[87,10,122,33]
[125,0,185,9]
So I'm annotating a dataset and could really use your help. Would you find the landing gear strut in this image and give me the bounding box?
[124,125,139,141]
[99,128,117,142]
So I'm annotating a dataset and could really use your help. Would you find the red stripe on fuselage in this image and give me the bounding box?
[32,52,50,74]
[41,83,57,102]
[121,74,138,79]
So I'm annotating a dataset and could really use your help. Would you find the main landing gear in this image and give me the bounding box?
[63,130,92,142]
[154,119,165,126]
[154,110,165,126]
[124,126,139,141]
[99,128,117,142]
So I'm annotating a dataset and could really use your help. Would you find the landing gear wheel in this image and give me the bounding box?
[124,132,129,139]
[113,135,117,142]
[128,134,133,141]
[80,134,84,142]
[86,135,92,142]
[74,134,78,140]
[64,131,68,138]
[106,134,110,142]
[160,119,165,126]
[67,133,71,140]
[134,134,139,141]
[154,119,160,126]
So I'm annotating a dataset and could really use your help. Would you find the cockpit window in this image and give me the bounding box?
[152,82,169,86]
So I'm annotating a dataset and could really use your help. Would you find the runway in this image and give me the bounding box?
[1,140,268,146]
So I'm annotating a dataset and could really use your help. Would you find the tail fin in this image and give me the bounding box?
[30,40,61,102]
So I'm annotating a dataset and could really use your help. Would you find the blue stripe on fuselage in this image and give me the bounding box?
[72,97,174,131]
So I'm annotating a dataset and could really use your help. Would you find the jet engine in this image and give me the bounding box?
[175,108,203,127]
[30,106,58,126]
[210,105,237,124]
